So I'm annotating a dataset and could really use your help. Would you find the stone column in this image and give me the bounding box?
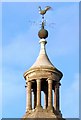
[34,89,36,109]
[27,81,32,111]
[54,83,60,112]
[25,84,27,112]
[36,79,41,108]
[48,79,53,110]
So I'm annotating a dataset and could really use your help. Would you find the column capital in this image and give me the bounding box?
[27,81,31,83]
[47,78,53,84]
[36,79,41,82]
[55,82,61,88]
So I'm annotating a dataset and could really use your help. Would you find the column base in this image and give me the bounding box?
[47,106,53,112]
[35,105,43,112]
[27,107,32,112]
[57,110,62,117]
[54,109,62,117]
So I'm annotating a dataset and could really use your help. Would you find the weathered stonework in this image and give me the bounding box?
[24,68,62,82]
[23,39,64,119]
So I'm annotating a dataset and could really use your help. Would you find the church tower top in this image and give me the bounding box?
[24,6,63,80]
[23,6,64,119]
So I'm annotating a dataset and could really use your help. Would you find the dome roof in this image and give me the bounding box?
[24,39,62,80]
[24,39,63,80]
[30,39,54,70]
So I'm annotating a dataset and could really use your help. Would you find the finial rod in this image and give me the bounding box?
[41,21,44,29]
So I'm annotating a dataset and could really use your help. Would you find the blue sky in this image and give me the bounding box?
[1,2,79,119]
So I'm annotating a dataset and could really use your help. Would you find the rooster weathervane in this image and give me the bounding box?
[39,6,51,18]
[38,6,52,28]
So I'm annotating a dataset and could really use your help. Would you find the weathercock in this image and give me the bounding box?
[39,6,52,15]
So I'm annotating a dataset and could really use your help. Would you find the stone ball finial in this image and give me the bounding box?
[38,28,48,39]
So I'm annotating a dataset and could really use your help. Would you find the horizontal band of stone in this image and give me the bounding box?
[25,70,61,82]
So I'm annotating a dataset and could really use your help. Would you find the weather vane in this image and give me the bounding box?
[38,6,52,29]
[38,6,52,39]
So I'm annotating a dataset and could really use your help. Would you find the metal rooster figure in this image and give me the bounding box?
[38,6,52,28]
